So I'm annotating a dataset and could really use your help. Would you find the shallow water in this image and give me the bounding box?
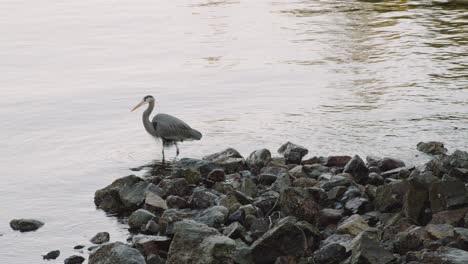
[0,0,467,263]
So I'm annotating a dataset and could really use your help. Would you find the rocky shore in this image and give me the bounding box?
[16,141,467,263]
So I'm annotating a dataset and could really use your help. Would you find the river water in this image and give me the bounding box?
[0,0,467,263]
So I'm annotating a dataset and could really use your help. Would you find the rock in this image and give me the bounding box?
[207,169,225,182]
[132,235,171,257]
[89,242,146,264]
[454,228,468,248]
[159,178,189,197]
[337,214,369,237]
[203,148,245,174]
[90,232,110,244]
[142,220,160,235]
[166,220,244,264]
[173,158,221,177]
[292,178,318,188]
[250,221,307,264]
[313,243,349,264]
[246,149,272,174]
[9,219,44,232]
[429,177,468,213]
[189,187,218,209]
[324,156,352,168]
[368,172,384,185]
[392,226,424,254]
[417,141,447,155]
[119,181,150,210]
[321,234,353,248]
[321,175,352,191]
[279,187,320,224]
[430,208,468,226]
[343,155,369,184]
[318,208,344,227]
[258,173,278,185]
[166,195,187,209]
[218,193,241,214]
[327,186,347,200]
[147,254,166,264]
[240,177,257,197]
[193,206,229,228]
[159,209,198,235]
[94,175,143,214]
[270,173,292,193]
[174,168,202,185]
[303,164,330,178]
[345,197,371,215]
[145,191,168,215]
[421,246,468,264]
[374,180,408,212]
[426,224,455,240]
[128,209,156,231]
[253,191,280,215]
[378,157,405,172]
[350,235,395,264]
[250,218,270,239]
[64,255,86,264]
[74,245,85,249]
[42,250,60,260]
[277,141,309,165]
[223,222,246,239]
[403,176,431,225]
[289,165,308,178]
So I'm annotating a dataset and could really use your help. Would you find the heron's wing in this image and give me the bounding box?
[152,113,202,141]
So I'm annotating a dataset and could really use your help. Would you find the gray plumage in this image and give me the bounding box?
[132,95,202,163]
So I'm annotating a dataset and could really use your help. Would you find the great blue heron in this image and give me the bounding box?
[131,95,202,164]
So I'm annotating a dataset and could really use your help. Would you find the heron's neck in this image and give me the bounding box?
[143,101,156,135]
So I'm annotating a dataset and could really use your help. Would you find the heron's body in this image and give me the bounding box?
[133,95,202,163]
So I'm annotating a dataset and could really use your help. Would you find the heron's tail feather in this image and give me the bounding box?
[190,129,202,140]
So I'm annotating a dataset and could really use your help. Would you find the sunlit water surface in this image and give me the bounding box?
[0,0,467,263]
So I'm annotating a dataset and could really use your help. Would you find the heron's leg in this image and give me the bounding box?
[175,143,180,158]
[161,146,165,166]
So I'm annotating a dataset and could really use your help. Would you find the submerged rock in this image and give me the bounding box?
[90,232,110,244]
[64,255,86,264]
[42,250,60,260]
[9,219,44,232]
[89,242,145,264]
[417,141,448,155]
[277,141,308,165]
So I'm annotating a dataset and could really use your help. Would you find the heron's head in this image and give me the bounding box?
[131,95,155,112]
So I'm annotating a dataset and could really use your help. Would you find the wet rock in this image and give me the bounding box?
[94,175,143,214]
[350,235,395,264]
[421,246,468,264]
[430,208,468,226]
[128,209,156,231]
[89,242,145,264]
[343,155,369,184]
[159,178,189,197]
[90,232,110,244]
[374,180,408,212]
[378,157,405,172]
[166,195,187,209]
[207,169,225,182]
[189,187,218,209]
[250,221,307,264]
[277,141,309,165]
[313,243,349,264]
[417,141,447,155]
[42,250,60,260]
[74,245,85,250]
[145,191,168,215]
[246,149,272,174]
[203,148,245,174]
[279,187,320,224]
[173,158,221,177]
[429,177,468,213]
[132,235,171,257]
[119,181,150,210]
[9,219,44,232]
[337,214,369,237]
[258,173,278,185]
[426,224,455,240]
[324,155,352,168]
[64,255,86,264]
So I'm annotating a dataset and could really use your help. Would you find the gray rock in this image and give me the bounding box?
[159,178,189,197]
[318,208,344,227]
[430,208,468,226]
[313,243,349,264]
[292,177,318,188]
[253,191,279,215]
[94,175,143,214]
[303,164,330,178]
[429,177,468,213]
[9,219,44,232]
[337,214,369,237]
[368,172,384,185]
[193,206,228,228]
[128,209,156,231]
[277,141,309,165]
[175,168,202,185]
[142,220,160,235]
[345,197,371,215]
[239,177,257,197]
[119,181,150,210]
[327,186,347,200]
[324,156,352,167]
[257,174,277,185]
[189,187,218,209]
[279,187,320,224]
[145,191,167,215]
[250,221,307,264]
[207,169,225,182]
[166,195,187,209]
[203,148,245,174]
[173,158,221,177]
[351,235,395,264]
[159,209,198,235]
[270,173,292,193]
[426,224,455,240]
[320,175,352,191]
[246,149,272,174]
[89,242,145,264]
[374,180,408,212]
[421,246,468,264]
[378,157,405,172]
[343,155,369,184]
[132,234,171,257]
[321,234,353,248]
[417,141,448,155]
[403,173,433,224]
[392,226,424,254]
[223,222,246,239]
[64,255,86,264]
[90,232,110,244]
[147,254,166,264]
[42,250,60,260]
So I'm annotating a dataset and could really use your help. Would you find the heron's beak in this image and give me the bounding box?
[131,100,147,112]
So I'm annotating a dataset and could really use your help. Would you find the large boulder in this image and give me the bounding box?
[277,141,308,165]
[343,155,369,184]
[94,175,143,215]
[246,149,272,174]
[250,221,307,264]
[429,177,468,213]
[203,148,245,174]
[89,242,146,264]
[374,180,409,212]
[403,171,437,224]
[417,141,448,155]
[9,219,44,232]
[119,181,150,210]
